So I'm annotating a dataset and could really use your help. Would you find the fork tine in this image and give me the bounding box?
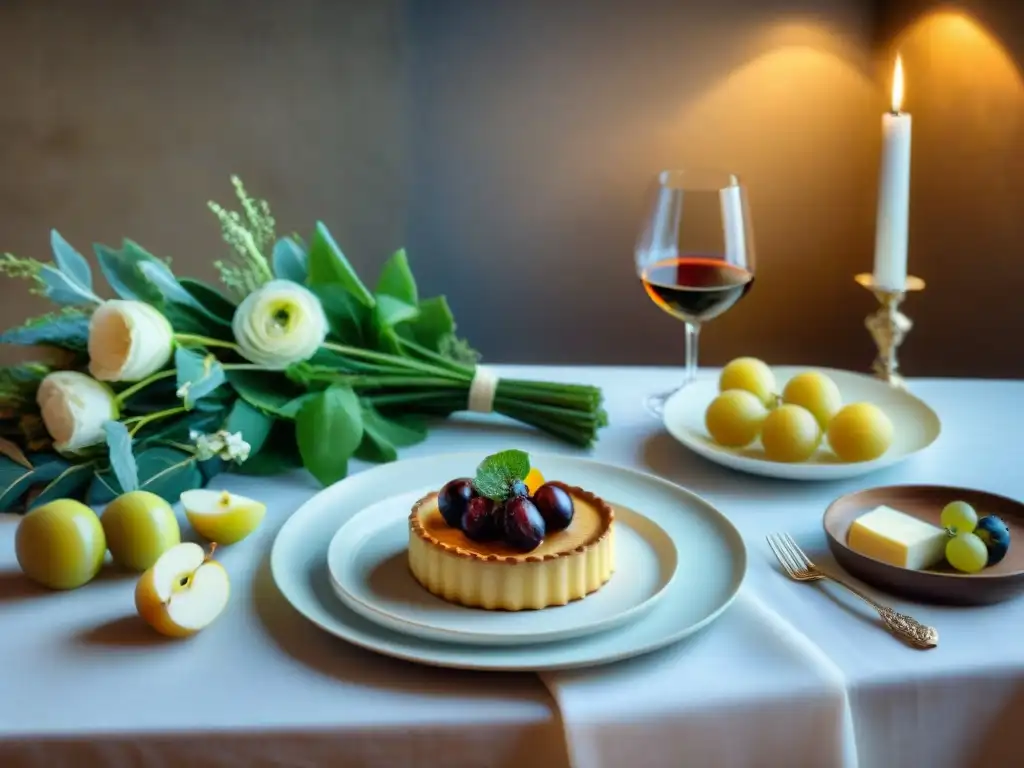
[781,533,814,570]
[766,533,799,576]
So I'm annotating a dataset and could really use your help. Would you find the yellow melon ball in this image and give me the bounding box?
[761,404,822,462]
[719,357,776,407]
[827,402,894,462]
[705,390,769,448]
[782,371,842,429]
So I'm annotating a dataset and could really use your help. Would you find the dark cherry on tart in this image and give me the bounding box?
[407,468,615,611]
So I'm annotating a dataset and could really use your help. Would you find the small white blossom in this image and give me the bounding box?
[176,382,191,400]
[190,429,250,464]
[220,431,251,463]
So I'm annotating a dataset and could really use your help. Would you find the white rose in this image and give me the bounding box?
[36,371,119,453]
[232,279,328,369]
[88,300,174,382]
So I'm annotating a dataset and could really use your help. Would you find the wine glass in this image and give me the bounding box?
[635,169,755,416]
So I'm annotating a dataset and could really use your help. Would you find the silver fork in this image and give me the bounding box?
[767,532,938,649]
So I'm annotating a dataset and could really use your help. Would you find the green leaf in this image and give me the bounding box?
[0,454,70,511]
[376,248,418,305]
[309,283,372,347]
[0,363,50,409]
[93,242,163,303]
[179,278,238,323]
[136,447,204,502]
[273,237,308,283]
[224,398,274,456]
[306,222,374,308]
[162,303,234,340]
[374,294,419,329]
[473,449,531,501]
[0,308,90,350]
[355,404,427,464]
[38,263,101,306]
[227,370,311,419]
[133,408,223,446]
[400,296,455,351]
[85,470,121,506]
[103,421,138,492]
[296,385,363,486]
[50,230,93,290]
[233,420,301,476]
[175,347,226,409]
[29,461,95,509]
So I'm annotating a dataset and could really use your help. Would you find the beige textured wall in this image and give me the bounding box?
[877,0,1024,377]
[1,0,1020,376]
[0,0,409,361]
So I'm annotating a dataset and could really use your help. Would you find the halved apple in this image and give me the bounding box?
[135,542,230,637]
[181,489,266,545]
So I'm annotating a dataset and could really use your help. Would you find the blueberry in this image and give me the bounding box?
[438,478,476,529]
[509,480,529,498]
[461,497,498,542]
[532,483,574,532]
[503,496,546,552]
[975,515,1011,566]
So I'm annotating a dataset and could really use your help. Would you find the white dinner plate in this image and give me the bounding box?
[662,366,941,481]
[269,452,746,671]
[326,488,679,646]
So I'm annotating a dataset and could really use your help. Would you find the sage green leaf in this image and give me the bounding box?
[0,309,90,350]
[374,294,419,329]
[86,470,121,506]
[103,421,139,493]
[400,296,455,351]
[93,242,163,303]
[273,237,308,283]
[38,263,101,306]
[355,404,427,464]
[224,398,274,456]
[234,421,301,476]
[296,385,363,486]
[306,222,374,308]
[133,409,222,446]
[375,248,418,305]
[136,447,204,502]
[227,370,311,418]
[29,461,95,509]
[310,283,372,346]
[175,347,226,409]
[0,454,70,512]
[50,230,93,290]
[179,278,237,323]
[473,449,530,501]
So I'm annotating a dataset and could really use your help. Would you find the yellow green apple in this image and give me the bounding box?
[135,542,230,637]
[101,490,182,572]
[181,489,266,545]
[16,499,107,589]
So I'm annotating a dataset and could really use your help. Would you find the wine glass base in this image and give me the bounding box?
[643,387,681,418]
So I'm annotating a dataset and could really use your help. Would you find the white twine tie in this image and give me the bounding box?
[467,365,499,413]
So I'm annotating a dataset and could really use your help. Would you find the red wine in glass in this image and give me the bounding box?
[641,255,754,323]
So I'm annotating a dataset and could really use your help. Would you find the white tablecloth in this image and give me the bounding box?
[2,366,1021,767]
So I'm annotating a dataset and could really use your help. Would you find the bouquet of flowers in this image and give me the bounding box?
[0,177,607,512]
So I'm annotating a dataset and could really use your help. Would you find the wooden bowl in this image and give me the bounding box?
[823,485,1024,605]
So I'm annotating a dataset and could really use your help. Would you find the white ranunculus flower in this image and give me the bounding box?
[88,300,174,382]
[36,371,119,454]
[232,279,328,369]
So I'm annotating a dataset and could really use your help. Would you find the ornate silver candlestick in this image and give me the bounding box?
[855,273,925,388]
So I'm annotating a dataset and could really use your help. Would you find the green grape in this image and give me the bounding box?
[940,500,977,535]
[946,532,987,574]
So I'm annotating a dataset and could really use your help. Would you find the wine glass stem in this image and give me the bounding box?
[684,322,701,385]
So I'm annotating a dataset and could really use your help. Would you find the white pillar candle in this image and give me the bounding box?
[873,56,912,291]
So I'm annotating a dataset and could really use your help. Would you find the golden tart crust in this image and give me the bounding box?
[408,481,615,611]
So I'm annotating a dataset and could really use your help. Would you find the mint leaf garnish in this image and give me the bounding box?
[473,449,530,501]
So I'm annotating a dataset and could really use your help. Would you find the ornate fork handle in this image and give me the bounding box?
[818,570,938,648]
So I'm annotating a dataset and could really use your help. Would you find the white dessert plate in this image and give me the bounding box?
[326,488,679,646]
[662,366,941,481]
[269,452,746,671]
